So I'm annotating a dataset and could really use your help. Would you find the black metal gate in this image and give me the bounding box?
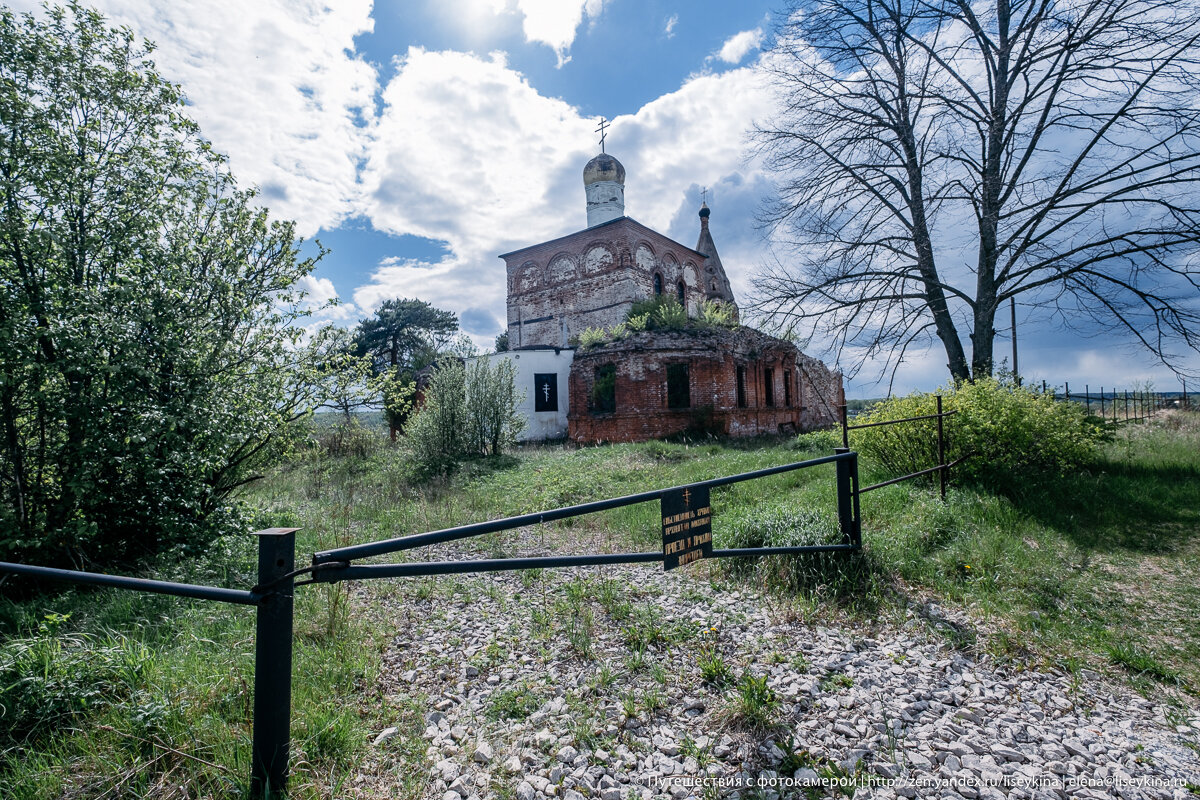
[2,448,877,796]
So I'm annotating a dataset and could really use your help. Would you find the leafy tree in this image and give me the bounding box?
[404,358,467,475]
[0,4,324,568]
[405,355,524,474]
[354,298,457,439]
[464,357,525,456]
[310,327,381,423]
[755,0,1200,384]
[494,331,510,352]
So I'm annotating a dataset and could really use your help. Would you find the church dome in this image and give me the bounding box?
[583,153,625,186]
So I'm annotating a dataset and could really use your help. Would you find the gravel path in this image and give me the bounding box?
[349,530,1200,800]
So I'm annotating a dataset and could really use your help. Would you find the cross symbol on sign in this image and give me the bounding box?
[542,382,550,402]
[682,488,691,507]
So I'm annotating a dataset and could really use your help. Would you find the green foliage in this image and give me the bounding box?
[353,298,458,436]
[697,646,734,687]
[627,296,688,330]
[719,504,885,607]
[730,671,778,729]
[405,356,525,475]
[465,357,526,457]
[0,4,324,568]
[791,429,842,453]
[699,299,738,328]
[578,326,608,349]
[404,358,467,475]
[853,377,1104,491]
[0,613,148,746]
[1105,641,1179,683]
[487,683,542,720]
[494,331,510,352]
[652,298,689,330]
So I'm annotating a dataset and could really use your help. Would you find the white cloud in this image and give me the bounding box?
[354,48,779,349]
[664,14,679,38]
[716,27,764,64]
[296,275,360,323]
[515,0,606,67]
[9,0,379,238]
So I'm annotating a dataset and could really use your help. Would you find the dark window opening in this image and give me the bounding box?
[736,366,747,408]
[784,370,792,407]
[590,364,616,414]
[676,280,685,304]
[764,367,775,408]
[653,273,663,295]
[667,363,690,409]
[534,373,558,412]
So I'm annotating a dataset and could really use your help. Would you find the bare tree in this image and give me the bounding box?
[754,0,1200,383]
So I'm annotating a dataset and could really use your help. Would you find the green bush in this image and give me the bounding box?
[578,327,608,349]
[699,300,738,328]
[853,378,1104,490]
[405,356,525,475]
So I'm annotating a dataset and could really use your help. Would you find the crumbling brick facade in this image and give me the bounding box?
[500,217,736,349]
[567,328,844,443]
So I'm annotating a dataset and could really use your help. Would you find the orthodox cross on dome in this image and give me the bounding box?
[595,116,609,153]
[700,186,708,204]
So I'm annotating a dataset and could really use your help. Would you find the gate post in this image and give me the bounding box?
[251,528,298,799]
[834,449,861,549]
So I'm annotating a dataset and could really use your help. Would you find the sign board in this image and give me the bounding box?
[661,485,712,570]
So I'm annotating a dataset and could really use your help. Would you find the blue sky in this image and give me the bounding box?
[12,0,1198,398]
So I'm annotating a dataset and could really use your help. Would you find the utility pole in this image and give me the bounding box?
[1010,297,1019,386]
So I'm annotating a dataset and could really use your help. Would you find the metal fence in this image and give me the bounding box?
[0,447,885,796]
[1028,380,1192,422]
[839,396,962,500]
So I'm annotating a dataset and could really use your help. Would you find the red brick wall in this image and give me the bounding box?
[567,329,841,443]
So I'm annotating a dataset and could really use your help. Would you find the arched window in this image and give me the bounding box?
[676,280,685,304]
[653,273,663,295]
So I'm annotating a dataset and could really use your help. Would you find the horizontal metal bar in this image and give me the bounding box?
[0,561,260,605]
[846,411,957,431]
[711,545,856,557]
[858,453,971,495]
[314,552,664,581]
[314,452,851,564]
[860,463,946,494]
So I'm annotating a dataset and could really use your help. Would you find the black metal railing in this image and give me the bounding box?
[1,451,870,796]
[0,527,301,797]
[1052,381,1190,423]
[840,396,959,500]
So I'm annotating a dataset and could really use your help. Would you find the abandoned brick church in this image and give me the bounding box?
[491,149,843,443]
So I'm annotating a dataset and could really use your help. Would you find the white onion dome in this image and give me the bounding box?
[583,153,625,186]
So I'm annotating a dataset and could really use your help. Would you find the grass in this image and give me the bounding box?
[727,671,779,730]
[5,410,1198,796]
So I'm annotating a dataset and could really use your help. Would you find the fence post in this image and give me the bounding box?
[1065,381,1070,404]
[1085,384,1090,415]
[251,528,298,799]
[936,395,947,501]
[840,404,849,450]
[834,448,860,549]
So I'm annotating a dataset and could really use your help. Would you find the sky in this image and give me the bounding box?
[10,0,1198,398]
